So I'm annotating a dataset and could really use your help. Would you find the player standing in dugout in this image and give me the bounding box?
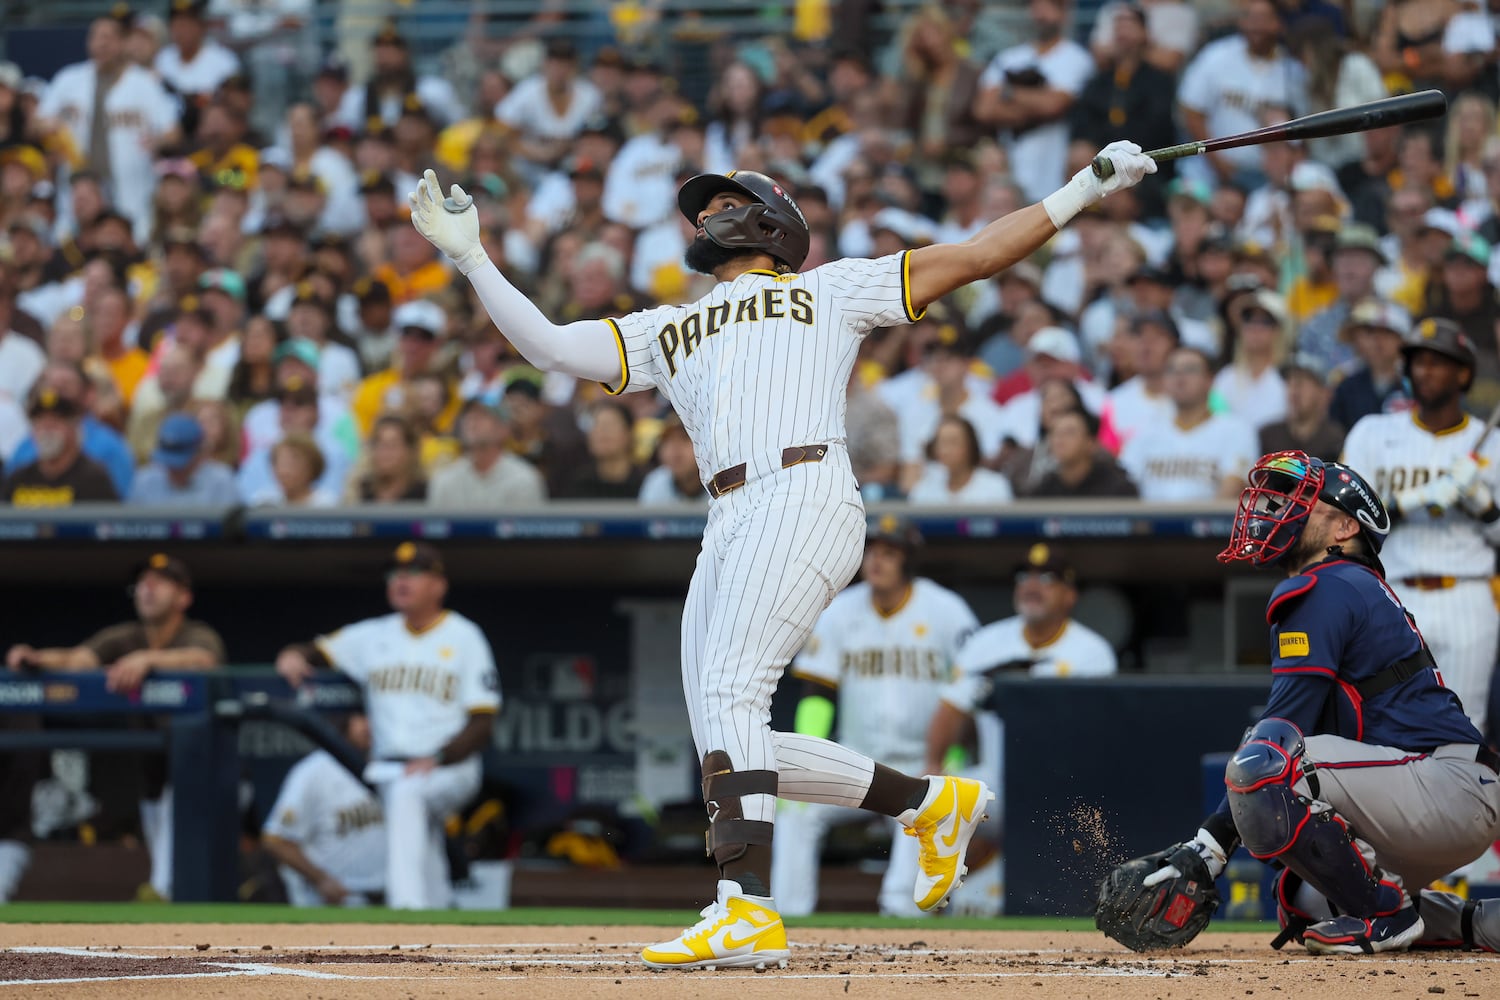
[408,137,1156,968]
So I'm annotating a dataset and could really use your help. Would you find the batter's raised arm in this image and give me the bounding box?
[904,141,1156,312]
[408,169,621,384]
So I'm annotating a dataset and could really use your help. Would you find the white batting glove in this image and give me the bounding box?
[1142,827,1228,887]
[409,168,489,275]
[1449,455,1499,519]
[1394,477,1461,519]
[1042,140,1157,229]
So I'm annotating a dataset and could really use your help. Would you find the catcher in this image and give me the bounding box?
[1096,451,1500,955]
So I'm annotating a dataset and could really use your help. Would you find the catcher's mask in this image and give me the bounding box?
[1219,450,1390,567]
[677,170,810,271]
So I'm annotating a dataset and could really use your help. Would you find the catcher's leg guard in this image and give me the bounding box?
[1226,719,1403,920]
[702,751,778,888]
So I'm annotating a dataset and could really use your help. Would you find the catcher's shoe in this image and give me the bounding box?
[900,776,994,912]
[641,879,790,971]
[1303,907,1424,955]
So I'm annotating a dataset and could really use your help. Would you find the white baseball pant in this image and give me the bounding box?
[363,757,481,909]
[1393,581,1498,733]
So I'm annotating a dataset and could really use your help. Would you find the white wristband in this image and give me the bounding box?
[1041,175,1094,230]
[453,245,491,276]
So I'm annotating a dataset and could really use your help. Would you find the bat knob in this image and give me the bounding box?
[443,194,473,214]
[1090,155,1115,181]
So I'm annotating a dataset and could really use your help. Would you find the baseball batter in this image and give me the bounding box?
[274,543,500,910]
[770,516,979,917]
[409,138,1155,969]
[1340,318,1500,735]
[1095,451,1500,956]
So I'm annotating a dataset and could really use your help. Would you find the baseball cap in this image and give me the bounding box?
[1232,288,1288,328]
[27,387,81,419]
[866,513,922,552]
[1289,161,1343,196]
[168,0,207,19]
[1447,232,1491,268]
[176,293,213,324]
[387,540,445,576]
[258,147,293,172]
[1417,208,1463,238]
[134,553,192,589]
[393,299,445,337]
[1344,298,1411,339]
[353,276,393,305]
[273,337,321,371]
[1014,542,1076,585]
[566,156,605,181]
[1279,352,1331,386]
[1334,223,1386,264]
[358,169,395,196]
[1027,326,1082,364]
[153,412,203,469]
[1126,263,1172,286]
[870,207,937,246]
[1130,308,1181,342]
[199,268,246,303]
[1167,177,1213,207]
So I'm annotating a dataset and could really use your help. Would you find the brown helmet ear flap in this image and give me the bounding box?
[701,750,778,866]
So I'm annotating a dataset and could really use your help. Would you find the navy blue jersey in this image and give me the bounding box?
[1261,557,1482,751]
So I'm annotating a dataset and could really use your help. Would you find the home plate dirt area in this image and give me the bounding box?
[2,925,1498,999]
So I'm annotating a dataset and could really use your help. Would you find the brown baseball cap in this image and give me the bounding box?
[386,541,445,577]
[1014,542,1077,585]
[27,387,81,419]
[135,553,192,589]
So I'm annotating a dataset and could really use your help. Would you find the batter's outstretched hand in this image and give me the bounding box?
[1043,141,1155,228]
[409,168,489,275]
[1448,455,1499,520]
[1087,141,1157,197]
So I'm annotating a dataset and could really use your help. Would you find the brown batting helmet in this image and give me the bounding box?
[1402,316,1476,374]
[677,170,810,271]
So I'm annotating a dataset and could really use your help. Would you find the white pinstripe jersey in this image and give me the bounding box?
[1118,413,1258,501]
[940,617,1118,715]
[792,578,979,765]
[315,611,501,760]
[1340,411,1500,579]
[601,252,923,483]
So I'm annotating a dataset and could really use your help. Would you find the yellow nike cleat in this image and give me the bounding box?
[901,775,995,912]
[641,879,791,971]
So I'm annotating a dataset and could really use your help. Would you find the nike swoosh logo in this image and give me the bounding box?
[1482,777,1496,785]
[722,923,778,950]
[940,785,964,849]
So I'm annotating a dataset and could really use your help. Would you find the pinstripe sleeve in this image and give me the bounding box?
[813,251,926,333]
[598,308,664,395]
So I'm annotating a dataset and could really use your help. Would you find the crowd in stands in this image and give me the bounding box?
[0,0,1497,509]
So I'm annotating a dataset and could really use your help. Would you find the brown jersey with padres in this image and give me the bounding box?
[4,454,120,507]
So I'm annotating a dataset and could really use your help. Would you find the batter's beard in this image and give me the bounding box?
[684,233,757,276]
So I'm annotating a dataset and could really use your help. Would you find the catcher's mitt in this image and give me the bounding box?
[1095,843,1220,952]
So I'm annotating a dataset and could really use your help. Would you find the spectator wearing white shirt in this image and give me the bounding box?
[1104,310,1179,449]
[897,325,1007,483]
[282,284,361,404]
[495,39,604,176]
[1120,346,1258,501]
[38,11,181,242]
[908,415,1016,505]
[334,22,459,133]
[1214,289,1290,431]
[638,414,707,505]
[428,401,547,509]
[207,0,315,139]
[0,281,45,412]
[238,374,352,504]
[1088,0,1199,74]
[1176,0,1307,189]
[155,0,240,126]
[972,0,1094,203]
[602,93,693,230]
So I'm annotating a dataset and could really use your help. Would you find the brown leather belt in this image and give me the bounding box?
[1399,576,1487,591]
[707,444,829,499]
[1479,745,1500,776]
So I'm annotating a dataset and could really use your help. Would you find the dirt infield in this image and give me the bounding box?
[3,924,1499,999]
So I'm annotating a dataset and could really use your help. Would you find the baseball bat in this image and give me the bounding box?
[1090,90,1448,180]
[1472,397,1500,457]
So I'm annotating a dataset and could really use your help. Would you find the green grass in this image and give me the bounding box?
[0,902,1273,933]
